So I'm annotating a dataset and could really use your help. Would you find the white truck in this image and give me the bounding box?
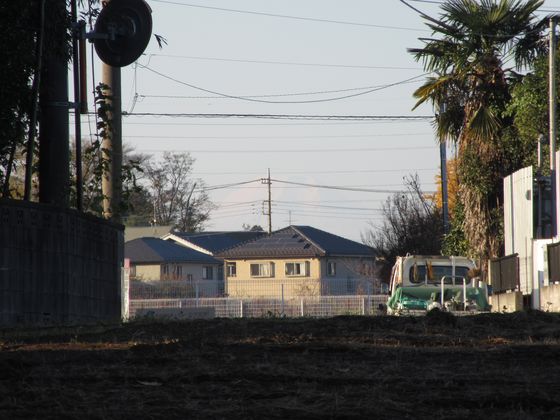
[386,255,491,315]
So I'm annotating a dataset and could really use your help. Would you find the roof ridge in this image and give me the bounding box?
[290,225,326,255]
[216,230,267,254]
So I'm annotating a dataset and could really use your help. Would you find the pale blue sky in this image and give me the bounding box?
[77,0,560,241]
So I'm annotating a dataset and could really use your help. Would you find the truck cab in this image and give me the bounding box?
[387,255,490,314]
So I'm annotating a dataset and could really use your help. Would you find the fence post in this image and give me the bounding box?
[362,297,365,316]
[240,299,243,318]
[300,298,304,317]
[195,281,200,307]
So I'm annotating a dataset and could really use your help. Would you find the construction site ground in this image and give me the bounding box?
[1,310,560,419]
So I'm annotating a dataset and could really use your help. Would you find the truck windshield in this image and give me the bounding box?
[409,265,470,284]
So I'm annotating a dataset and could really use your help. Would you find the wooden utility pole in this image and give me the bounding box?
[261,169,272,234]
[550,17,558,237]
[100,0,123,222]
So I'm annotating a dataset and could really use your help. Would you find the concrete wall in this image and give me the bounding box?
[489,291,523,313]
[0,199,123,326]
[540,284,560,312]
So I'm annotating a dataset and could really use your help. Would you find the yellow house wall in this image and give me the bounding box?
[134,264,161,281]
[225,258,320,298]
[224,257,375,298]
[132,262,222,281]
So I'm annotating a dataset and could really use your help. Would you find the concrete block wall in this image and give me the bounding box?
[0,199,123,326]
[540,284,560,312]
[489,291,523,313]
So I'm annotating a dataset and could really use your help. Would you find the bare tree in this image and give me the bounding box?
[145,152,214,232]
[362,175,443,281]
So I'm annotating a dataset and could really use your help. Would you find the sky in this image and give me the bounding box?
[76,0,560,242]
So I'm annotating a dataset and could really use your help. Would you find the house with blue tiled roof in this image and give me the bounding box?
[217,226,379,297]
[125,237,223,282]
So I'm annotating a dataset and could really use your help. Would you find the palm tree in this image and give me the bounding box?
[410,0,548,264]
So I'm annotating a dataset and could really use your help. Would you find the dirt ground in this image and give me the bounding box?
[1,311,560,419]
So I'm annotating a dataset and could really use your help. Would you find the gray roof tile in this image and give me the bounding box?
[125,237,221,264]
[217,226,375,259]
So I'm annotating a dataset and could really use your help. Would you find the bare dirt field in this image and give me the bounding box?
[1,311,560,419]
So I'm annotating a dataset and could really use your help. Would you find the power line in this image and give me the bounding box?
[137,64,428,104]
[135,145,436,154]
[192,168,436,175]
[121,113,433,121]
[90,121,432,126]
[150,0,427,32]
[145,53,421,70]
[274,201,381,212]
[271,178,436,194]
[123,132,432,140]
[199,179,261,191]
[139,79,423,100]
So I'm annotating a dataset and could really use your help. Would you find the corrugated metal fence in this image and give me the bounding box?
[547,242,560,283]
[489,254,520,293]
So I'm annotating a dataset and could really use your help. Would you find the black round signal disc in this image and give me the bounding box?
[94,0,152,67]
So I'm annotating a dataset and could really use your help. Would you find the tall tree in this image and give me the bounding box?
[145,152,214,232]
[363,175,443,280]
[410,0,547,264]
[0,1,39,196]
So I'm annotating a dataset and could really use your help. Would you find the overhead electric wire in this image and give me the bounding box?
[139,79,423,100]
[192,168,436,175]
[137,64,428,104]
[150,0,426,32]
[121,113,433,121]
[123,132,432,140]
[136,145,436,154]
[145,53,421,70]
[98,120,431,126]
[270,178,436,194]
[273,201,381,212]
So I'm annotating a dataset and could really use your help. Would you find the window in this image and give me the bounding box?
[227,262,237,277]
[285,261,309,277]
[327,261,336,277]
[409,265,470,284]
[202,266,213,280]
[217,266,224,280]
[130,265,137,278]
[250,262,274,278]
[187,274,193,281]
[161,264,169,276]
[174,265,183,278]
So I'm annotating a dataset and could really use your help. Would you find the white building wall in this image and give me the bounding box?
[503,166,534,294]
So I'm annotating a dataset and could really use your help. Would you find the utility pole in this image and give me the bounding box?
[38,0,70,207]
[71,0,84,211]
[439,103,449,235]
[101,0,123,222]
[550,16,558,237]
[261,169,272,234]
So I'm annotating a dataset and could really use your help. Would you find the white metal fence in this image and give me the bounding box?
[128,278,388,319]
[130,295,388,319]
